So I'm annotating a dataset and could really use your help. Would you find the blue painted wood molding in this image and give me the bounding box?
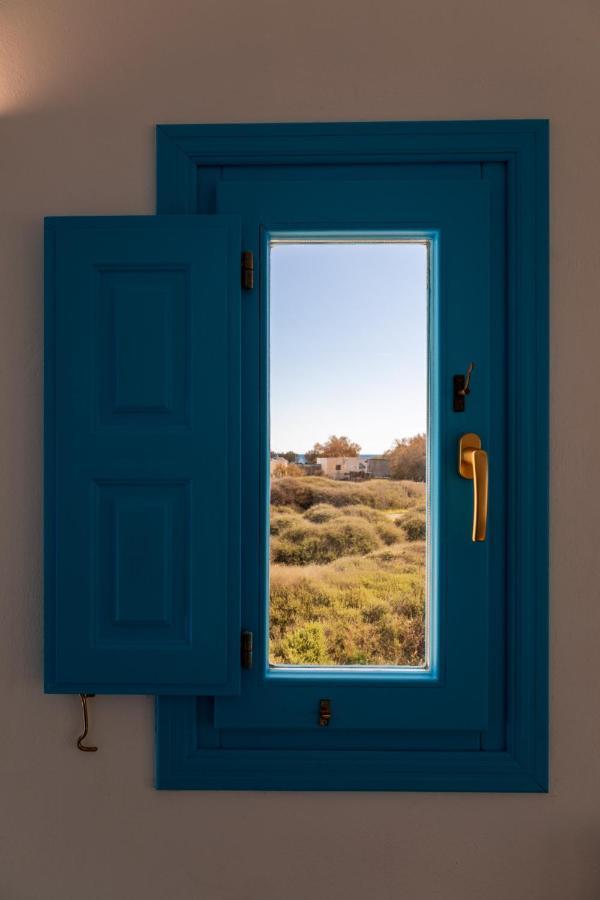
[154,120,549,791]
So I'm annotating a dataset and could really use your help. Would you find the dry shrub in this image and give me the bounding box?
[401,516,426,542]
[271,476,422,511]
[271,516,380,565]
[268,476,427,666]
[303,504,338,523]
[269,547,426,666]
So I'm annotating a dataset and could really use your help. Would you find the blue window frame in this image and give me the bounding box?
[214,181,490,734]
[154,121,548,791]
[44,120,548,792]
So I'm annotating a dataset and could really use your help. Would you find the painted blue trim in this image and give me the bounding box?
[213,177,490,732]
[155,120,549,792]
[156,697,545,792]
[156,119,548,213]
[263,226,439,687]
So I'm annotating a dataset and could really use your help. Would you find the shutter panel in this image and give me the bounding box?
[45,216,241,694]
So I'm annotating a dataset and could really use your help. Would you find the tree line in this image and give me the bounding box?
[273,433,426,481]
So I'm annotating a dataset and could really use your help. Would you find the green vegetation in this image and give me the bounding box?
[269,476,426,666]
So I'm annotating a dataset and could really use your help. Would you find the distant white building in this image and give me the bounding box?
[317,457,368,480]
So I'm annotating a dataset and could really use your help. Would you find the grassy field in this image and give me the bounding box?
[269,476,426,666]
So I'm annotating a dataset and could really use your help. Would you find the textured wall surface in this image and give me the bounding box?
[1,2,599,897]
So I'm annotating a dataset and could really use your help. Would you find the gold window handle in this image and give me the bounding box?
[458,433,488,542]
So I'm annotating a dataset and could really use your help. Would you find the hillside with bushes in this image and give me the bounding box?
[269,476,426,666]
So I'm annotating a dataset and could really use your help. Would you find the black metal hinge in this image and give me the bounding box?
[241,251,254,290]
[241,630,253,669]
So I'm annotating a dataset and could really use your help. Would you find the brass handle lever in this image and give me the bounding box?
[458,433,488,542]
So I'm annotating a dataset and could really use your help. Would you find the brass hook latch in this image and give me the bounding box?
[77,693,98,752]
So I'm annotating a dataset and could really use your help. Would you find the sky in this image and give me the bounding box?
[269,241,428,456]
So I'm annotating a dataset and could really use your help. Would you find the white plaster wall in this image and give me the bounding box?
[0,1,599,897]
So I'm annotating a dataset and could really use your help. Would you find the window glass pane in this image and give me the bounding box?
[268,239,428,667]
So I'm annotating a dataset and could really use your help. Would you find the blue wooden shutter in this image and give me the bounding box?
[45,216,241,694]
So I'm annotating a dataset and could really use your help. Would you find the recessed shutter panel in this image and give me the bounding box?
[45,216,241,694]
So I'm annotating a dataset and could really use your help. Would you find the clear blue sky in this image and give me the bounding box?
[269,241,428,456]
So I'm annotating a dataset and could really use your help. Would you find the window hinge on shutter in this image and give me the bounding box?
[241,251,254,290]
[241,630,253,669]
